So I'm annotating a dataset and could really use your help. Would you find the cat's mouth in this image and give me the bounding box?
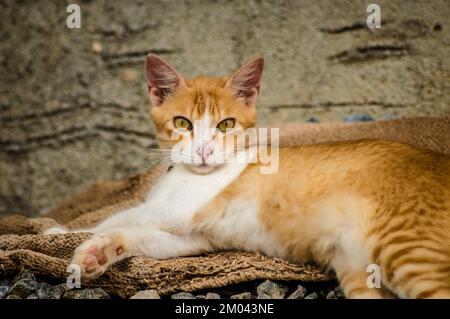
[185,161,219,174]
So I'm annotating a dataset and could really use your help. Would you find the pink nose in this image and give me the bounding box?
[196,143,214,162]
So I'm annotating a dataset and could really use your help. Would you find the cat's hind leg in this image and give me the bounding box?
[332,265,383,298]
[334,268,383,298]
[331,248,383,299]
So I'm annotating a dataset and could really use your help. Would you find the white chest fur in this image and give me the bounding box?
[137,163,249,232]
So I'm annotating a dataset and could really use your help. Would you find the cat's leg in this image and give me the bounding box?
[44,203,153,235]
[71,226,212,279]
[331,254,383,299]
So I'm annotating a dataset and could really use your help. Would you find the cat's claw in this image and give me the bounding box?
[71,233,124,280]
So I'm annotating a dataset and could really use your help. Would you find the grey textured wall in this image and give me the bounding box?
[1,0,450,216]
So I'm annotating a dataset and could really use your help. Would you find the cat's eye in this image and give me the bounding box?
[217,118,235,133]
[173,117,193,130]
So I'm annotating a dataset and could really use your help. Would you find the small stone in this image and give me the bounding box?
[56,283,69,292]
[130,290,161,299]
[257,280,289,299]
[12,271,36,284]
[287,285,307,299]
[9,279,37,297]
[63,288,110,299]
[0,279,11,299]
[205,293,221,299]
[334,287,345,299]
[36,283,65,299]
[6,294,22,299]
[196,295,206,299]
[326,291,336,299]
[0,278,12,287]
[304,292,319,299]
[171,292,196,299]
[91,41,103,54]
[0,286,9,299]
[26,294,39,299]
[230,292,252,299]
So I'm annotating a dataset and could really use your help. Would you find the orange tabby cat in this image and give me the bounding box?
[46,54,450,299]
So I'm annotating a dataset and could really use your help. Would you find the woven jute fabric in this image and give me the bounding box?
[0,117,449,297]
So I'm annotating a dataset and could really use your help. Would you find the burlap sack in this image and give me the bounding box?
[1,117,449,297]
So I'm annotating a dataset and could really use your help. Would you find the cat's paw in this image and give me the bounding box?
[71,233,124,280]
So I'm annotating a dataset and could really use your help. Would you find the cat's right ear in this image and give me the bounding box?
[145,54,186,106]
[225,56,264,107]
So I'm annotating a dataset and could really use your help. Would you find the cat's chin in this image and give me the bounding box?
[185,164,220,175]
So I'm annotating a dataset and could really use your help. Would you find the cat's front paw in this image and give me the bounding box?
[71,233,125,280]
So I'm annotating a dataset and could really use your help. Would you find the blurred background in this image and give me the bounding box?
[0,0,449,217]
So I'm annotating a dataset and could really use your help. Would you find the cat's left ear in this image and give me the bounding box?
[225,56,264,107]
[145,54,186,106]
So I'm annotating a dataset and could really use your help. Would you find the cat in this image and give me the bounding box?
[45,54,450,299]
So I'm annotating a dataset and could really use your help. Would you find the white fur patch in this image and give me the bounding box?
[204,198,285,257]
[92,162,249,234]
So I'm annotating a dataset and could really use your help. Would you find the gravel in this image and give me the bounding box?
[130,290,161,299]
[257,280,289,299]
[1,271,342,299]
[63,288,110,299]
[334,287,345,299]
[304,292,319,299]
[230,292,252,299]
[326,291,337,299]
[0,286,10,299]
[12,272,36,284]
[287,285,308,299]
[36,283,66,299]
[9,278,37,297]
[170,292,196,299]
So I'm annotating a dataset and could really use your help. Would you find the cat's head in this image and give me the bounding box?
[145,54,264,174]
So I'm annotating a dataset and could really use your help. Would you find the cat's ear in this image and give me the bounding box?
[145,54,186,106]
[225,56,264,107]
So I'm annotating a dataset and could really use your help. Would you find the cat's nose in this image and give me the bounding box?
[196,143,214,162]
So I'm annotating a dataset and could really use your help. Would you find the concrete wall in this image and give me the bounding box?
[1,0,449,216]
